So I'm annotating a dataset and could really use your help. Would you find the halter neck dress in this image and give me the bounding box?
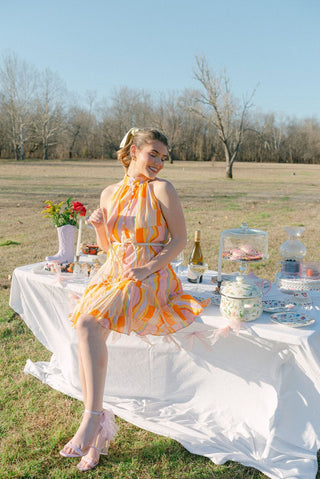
[70,174,208,336]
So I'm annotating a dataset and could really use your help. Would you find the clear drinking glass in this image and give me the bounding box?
[188,262,208,284]
[80,263,89,278]
[73,262,81,277]
[174,251,184,274]
[171,251,184,275]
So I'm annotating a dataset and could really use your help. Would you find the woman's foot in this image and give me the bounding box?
[77,409,118,471]
[60,409,103,458]
[76,444,102,472]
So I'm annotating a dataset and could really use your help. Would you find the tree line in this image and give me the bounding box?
[1,53,319,173]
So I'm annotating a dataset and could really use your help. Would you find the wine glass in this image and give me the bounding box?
[173,251,184,274]
[73,262,81,277]
[80,263,89,279]
[189,262,208,284]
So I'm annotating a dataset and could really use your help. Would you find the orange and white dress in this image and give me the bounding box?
[71,175,207,336]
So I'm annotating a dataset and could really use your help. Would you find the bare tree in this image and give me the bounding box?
[64,104,98,159]
[1,51,320,164]
[152,91,183,162]
[85,89,97,114]
[109,87,153,137]
[32,68,66,159]
[97,87,154,157]
[193,55,255,178]
[0,53,37,160]
[178,88,220,161]
[304,118,320,163]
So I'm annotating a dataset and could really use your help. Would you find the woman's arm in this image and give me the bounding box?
[89,208,109,252]
[122,179,187,281]
[89,185,117,252]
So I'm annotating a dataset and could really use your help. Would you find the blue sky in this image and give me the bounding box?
[1,0,319,119]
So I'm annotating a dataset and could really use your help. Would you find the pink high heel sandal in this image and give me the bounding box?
[77,409,118,472]
[59,409,103,458]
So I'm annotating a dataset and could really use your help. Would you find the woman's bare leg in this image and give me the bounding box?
[61,314,110,455]
[77,314,110,411]
[78,348,87,405]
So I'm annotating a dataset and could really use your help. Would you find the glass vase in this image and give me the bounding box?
[279,227,306,261]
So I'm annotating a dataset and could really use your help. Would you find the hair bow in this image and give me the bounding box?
[119,127,140,148]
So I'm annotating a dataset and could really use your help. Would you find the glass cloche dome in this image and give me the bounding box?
[217,223,268,284]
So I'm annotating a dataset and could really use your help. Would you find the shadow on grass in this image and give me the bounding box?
[104,436,267,479]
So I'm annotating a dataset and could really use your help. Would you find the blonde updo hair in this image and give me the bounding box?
[117,127,169,169]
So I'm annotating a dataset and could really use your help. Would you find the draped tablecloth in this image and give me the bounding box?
[9,263,320,479]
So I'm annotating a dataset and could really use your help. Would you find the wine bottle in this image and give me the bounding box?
[187,230,204,283]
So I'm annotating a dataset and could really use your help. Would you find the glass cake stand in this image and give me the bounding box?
[276,226,319,303]
[275,274,320,291]
[216,223,268,289]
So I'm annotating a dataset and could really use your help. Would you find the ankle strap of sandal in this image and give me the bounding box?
[84,409,103,415]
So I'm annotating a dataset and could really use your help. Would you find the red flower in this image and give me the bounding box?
[72,201,87,216]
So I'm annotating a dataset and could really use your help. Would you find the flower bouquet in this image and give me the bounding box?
[42,197,87,263]
[41,197,86,228]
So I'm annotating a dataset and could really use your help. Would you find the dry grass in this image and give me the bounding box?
[1,159,319,285]
[1,159,320,478]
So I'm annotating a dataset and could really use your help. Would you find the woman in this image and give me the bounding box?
[60,127,209,471]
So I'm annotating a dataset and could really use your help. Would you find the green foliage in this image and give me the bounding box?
[0,240,21,246]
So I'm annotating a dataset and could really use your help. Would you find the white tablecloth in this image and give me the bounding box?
[9,263,320,479]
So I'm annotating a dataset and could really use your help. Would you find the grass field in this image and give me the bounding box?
[1,159,320,478]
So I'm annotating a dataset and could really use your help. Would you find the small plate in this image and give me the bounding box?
[262,299,295,313]
[32,264,73,276]
[292,291,313,306]
[270,312,315,328]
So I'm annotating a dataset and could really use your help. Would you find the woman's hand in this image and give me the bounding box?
[89,208,105,229]
[122,265,150,282]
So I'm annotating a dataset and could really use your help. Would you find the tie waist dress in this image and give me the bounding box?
[70,175,207,336]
